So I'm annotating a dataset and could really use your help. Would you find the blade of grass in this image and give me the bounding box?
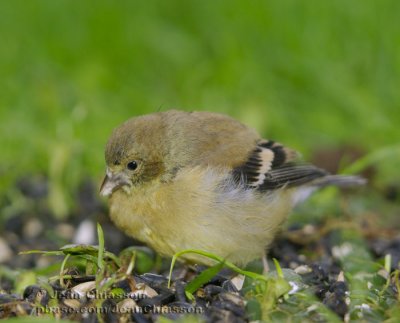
[75,254,100,266]
[59,254,70,288]
[379,254,393,297]
[168,249,268,288]
[19,250,65,256]
[185,262,225,298]
[126,252,136,276]
[272,258,291,301]
[97,223,105,272]
[60,244,121,267]
[394,270,400,301]
[96,223,106,291]
[273,258,284,278]
[384,254,392,274]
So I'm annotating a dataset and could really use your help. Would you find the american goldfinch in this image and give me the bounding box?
[100,110,364,266]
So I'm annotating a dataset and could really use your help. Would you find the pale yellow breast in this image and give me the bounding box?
[108,166,294,265]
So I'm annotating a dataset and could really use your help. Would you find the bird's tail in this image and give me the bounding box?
[292,175,366,205]
[311,175,367,188]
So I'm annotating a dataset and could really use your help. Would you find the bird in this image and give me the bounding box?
[100,110,364,266]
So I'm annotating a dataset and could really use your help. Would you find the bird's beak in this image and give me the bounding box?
[100,169,130,197]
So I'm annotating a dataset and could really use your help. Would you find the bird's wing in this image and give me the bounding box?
[174,112,328,190]
[161,111,363,190]
[232,140,328,191]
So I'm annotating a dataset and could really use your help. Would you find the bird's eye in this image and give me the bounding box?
[127,161,138,171]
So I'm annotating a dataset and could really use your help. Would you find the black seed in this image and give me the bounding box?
[137,291,175,307]
[114,277,135,293]
[212,299,246,318]
[174,280,187,303]
[102,299,119,323]
[137,273,169,293]
[204,285,223,299]
[222,280,239,293]
[23,285,42,303]
[131,312,151,323]
[71,275,96,284]
[168,301,195,311]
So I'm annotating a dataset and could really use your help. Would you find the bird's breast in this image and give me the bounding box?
[106,166,295,265]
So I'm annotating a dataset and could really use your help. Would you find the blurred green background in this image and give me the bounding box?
[1,0,399,204]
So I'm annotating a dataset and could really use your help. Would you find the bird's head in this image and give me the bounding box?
[100,114,166,197]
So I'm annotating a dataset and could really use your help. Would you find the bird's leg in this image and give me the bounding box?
[262,254,270,275]
[174,265,189,281]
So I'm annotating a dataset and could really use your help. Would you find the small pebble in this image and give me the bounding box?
[0,238,12,263]
[294,265,312,275]
[36,255,54,269]
[22,218,43,239]
[71,281,96,298]
[133,283,158,299]
[332,243,353,259]
[73,220,95,245]
[56,223,75,240]
[337,271,345,282]
[117,298,138,311]
[230,275,245,291]
[303,224,316,235]
[63,298,81,309]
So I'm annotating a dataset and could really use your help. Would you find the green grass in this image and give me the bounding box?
[0,0,399,196]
